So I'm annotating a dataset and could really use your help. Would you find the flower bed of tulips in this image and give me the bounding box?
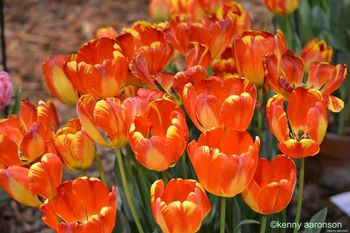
[0,0,348,232]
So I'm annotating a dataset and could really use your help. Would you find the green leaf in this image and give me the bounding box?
[234,219,260,233]
[114,210,131,233]
[303,207,328,233]
[11,86,22,115]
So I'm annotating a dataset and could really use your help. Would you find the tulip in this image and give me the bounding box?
[173,65,207,96]
[212,46,238,77]
[301,39,333,71]
[224,1,251,35]
[128,97,189,171]
[234,30,287,86]
[149,0,172,20]
[42,55,78,105]
[185,42,211,70]
[40,177,117,233]
[264,0,300,16]
[0,100,58,164]
[76,95,128,148]
[64,37,128,98]
[242,155,296,214]
[266,51,347,112]
[182,76,256,132]
[54,119,96,170]
[151,179,211,233]
[0,71,12,110]
[0,166,41,207]
[96,26,117,39]
[266,88,328,158]
[188,128,260,197]
[28,153,63,200]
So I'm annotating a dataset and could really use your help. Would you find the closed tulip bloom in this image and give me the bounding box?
[76,95,128,148]
[54,119,96,170]
[0,166,41,207]
[28,153,63,200]
[64,37,128,98]
[183,76,256,132]
[188,128,260,197]
[242,155,296,214]
[264,0,300,16]
[0,71,12,110]
[128,97,189,171]
[266,88,328,158]
[151,179,211,233]
[40,177,117,233]
[234,30,286,86]
[0,100,58,164]
[301,39,333,70]
[42,55,78,105]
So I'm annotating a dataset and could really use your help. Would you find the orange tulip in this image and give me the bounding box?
[96,26,117,39]
[185,42,211,69]
[40,177,117,233]
[234,30,287,86]
[64,37,128,98]
[128,97,189,171]
[224,1,251,36]
[182,76,256,132]
[173,65,207,97]
[301,39,333,71]
[151,179,211,233]
[0,100,58,164]
[76,95,128,148]
[0,166,41,207]
[28,153,63,200]
[264,0,300,15]
[266,88,328,158]
[188,128,260,197]
[242,155,296,214]
[54,119,96,170]
[42,55,79,105]
[149,0,172,20]
[266,51,347,112]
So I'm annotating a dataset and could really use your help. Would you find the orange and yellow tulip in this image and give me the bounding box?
[0,166,41,207]
[182,76,256,132]
[128,97,189,171]
[185,42,211,69]
[188,128,260,197]
[173,65,207,96]
[0,100,58,164]
[234,30,287,86]
[266,88,328,158]
[301,39,333,70]
[76,95,128,148]
[266,51,347,112]
[242,155,296,214]
[28,153,63,200]
[42,54,78,105]
[40,177,117,233]
[264,0,300,16]
[96,26,117,39]
[54,119,96,170]
[149,0,172,20]
[64,37,128,98]
[151,178,211,233]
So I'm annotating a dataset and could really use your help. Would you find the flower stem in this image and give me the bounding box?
[95,152,106,183]
[257,87,263,140]
[220,197,226,233]
[260,215,267,233]
[281,208,287,233]
[293,158,305,233]
[116,149,144,233]
[181,154,188,179]
[162,170,169,183]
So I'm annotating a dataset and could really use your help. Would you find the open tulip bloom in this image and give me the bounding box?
[0,0,348,232]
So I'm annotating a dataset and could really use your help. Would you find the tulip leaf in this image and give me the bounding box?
[114,210,130,233]
[10,86,22,115]
[302,207,328,233]
[233,219,260,233]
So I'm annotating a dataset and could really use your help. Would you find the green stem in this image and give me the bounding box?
[82,170,88,176]
[181,154,188,179]
[220,197,226,233]
[281,209,287,233]
[260,215,267,233]
[162,171,169,183]
[338,90,350,135]
[293,158,305,233]
[95,152,106,183]
[257,88,263,141]
[116,149,144,233]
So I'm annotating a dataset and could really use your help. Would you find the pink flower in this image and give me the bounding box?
[0,71,12,110]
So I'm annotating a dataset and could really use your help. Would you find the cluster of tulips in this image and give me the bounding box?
[0,0,347,232]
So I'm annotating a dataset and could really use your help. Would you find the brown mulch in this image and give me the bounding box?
[1,0,349,232]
